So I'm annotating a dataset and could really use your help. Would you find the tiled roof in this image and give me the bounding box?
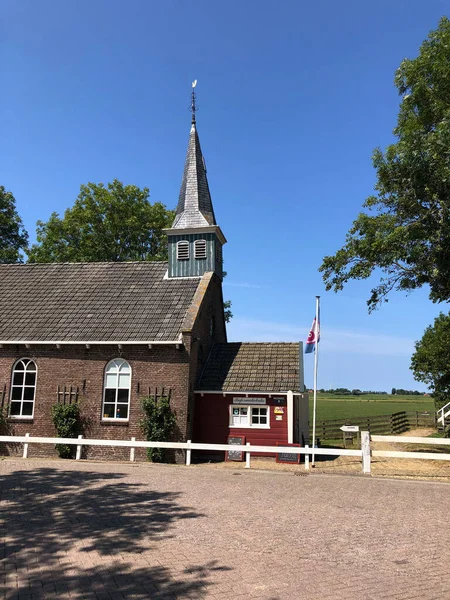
[172,122,217,229]
[198,342,301,392]
[0,262,200,342]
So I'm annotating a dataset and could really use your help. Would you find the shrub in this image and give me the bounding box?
[140,395,176,462]
[51,403,82,459]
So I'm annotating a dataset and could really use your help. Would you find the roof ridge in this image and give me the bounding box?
[0,261,169,267]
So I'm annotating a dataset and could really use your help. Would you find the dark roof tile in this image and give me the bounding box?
[198,342,301,392]
[0,262,200,342]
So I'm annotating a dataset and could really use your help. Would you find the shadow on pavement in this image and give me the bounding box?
[0,466,231,598]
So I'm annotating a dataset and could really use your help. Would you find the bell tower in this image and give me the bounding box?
[166,82,226,279]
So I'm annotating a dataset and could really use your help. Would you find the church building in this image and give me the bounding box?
[0,100,308,461]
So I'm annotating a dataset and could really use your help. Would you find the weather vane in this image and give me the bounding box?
[191,79,198,123]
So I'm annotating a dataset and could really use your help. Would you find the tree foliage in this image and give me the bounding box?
[223,299,233,323]
[0,186,28,263]
[28,179,174,263]
[51,403,83,459]
[140,395,177,463]
[411,312,450,410]
[320,17,450,311]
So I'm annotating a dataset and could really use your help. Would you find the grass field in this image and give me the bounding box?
[309,393,435,422]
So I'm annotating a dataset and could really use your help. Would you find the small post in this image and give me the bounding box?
[245,442,251,469]
[76,435,83,460]
[186,440,191,466]
[361,430,371,475]
[23,433,29,459]
[304,444,309,471]
[130,437,136,462]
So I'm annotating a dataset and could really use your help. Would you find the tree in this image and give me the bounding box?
[28,180,174,263]
[411,312,450,410]
[0,186,28,263]
[320,18,450,311]
[223,299,233,323]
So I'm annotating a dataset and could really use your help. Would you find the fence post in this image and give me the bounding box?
[76,435,83,460]
[245,442,251,469]
[23,433,29,459]
[361,430,371,474]
[304,444,309,471]
[130,437,136,462]
[186,440,191,466]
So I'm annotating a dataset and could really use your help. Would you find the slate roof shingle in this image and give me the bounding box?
[0,262,200,342]
[198,342,301,392]
[172,122,217,229]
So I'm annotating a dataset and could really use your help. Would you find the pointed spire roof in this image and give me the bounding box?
[171,120,217,229]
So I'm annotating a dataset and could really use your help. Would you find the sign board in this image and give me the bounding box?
[226,435,245,461]
[340,425,359,433]
[274,407,284,414]
[273,397,287,406]
[233,397,266,405]
[276,442,301,464]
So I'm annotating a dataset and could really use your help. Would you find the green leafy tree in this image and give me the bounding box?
[223,299,233,323]
[51,403,83,459]
[0,186,28,263]
[411,312,450,410]
[140,395,177,463]
[320,17,450,311]
[28,179,174,263]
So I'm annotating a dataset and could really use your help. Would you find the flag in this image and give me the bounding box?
[305,317,320,354]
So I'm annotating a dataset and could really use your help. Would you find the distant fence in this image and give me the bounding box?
[312,411,436,440]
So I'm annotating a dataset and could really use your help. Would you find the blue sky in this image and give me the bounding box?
[2,0,448,391]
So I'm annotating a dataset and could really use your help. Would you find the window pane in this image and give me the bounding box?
[116,404,128,419]
[10,402,21,416]
[11,387,22,400]
[25,372,36,386]
[118,361,130,374]
[240,407,248,415]
[117,389,129,403]
[105,373,118,388]
[13,372,24,386]
[252,415,259,424]
[22,402,33,416]
[104,389,116,403]
[118,373,130,389]
[23,387,35,400]
[260,416,267,424]
[103,404,115,418]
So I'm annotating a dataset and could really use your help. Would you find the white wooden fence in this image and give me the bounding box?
[0,432,449,475]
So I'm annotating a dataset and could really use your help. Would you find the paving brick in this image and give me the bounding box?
[1,459,450,599]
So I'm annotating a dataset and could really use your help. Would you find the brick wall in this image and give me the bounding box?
[0,344,190,461]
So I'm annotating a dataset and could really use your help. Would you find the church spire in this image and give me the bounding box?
[165,82,226,280]
[171,81,217,229]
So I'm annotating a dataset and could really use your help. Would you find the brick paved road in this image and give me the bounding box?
[1,459,450,600]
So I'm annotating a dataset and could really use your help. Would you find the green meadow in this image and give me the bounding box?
[309,393,434,422]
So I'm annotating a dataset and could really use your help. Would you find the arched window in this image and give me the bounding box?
[10,359,37,418]
[102,359,131,420]
[177,240,189,260]
[194,239,207,259]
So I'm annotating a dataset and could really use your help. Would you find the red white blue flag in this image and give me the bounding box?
[305,317,320,354]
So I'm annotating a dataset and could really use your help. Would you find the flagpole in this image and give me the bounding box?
[311,295,320,467]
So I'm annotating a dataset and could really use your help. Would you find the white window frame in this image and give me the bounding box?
[9,358,37,419]
[177,240,190,260]
[102,358,132,422]
[194,239,207,259]
[229,405,270,429]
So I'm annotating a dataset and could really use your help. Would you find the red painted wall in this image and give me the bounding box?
[193,393,289,457]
